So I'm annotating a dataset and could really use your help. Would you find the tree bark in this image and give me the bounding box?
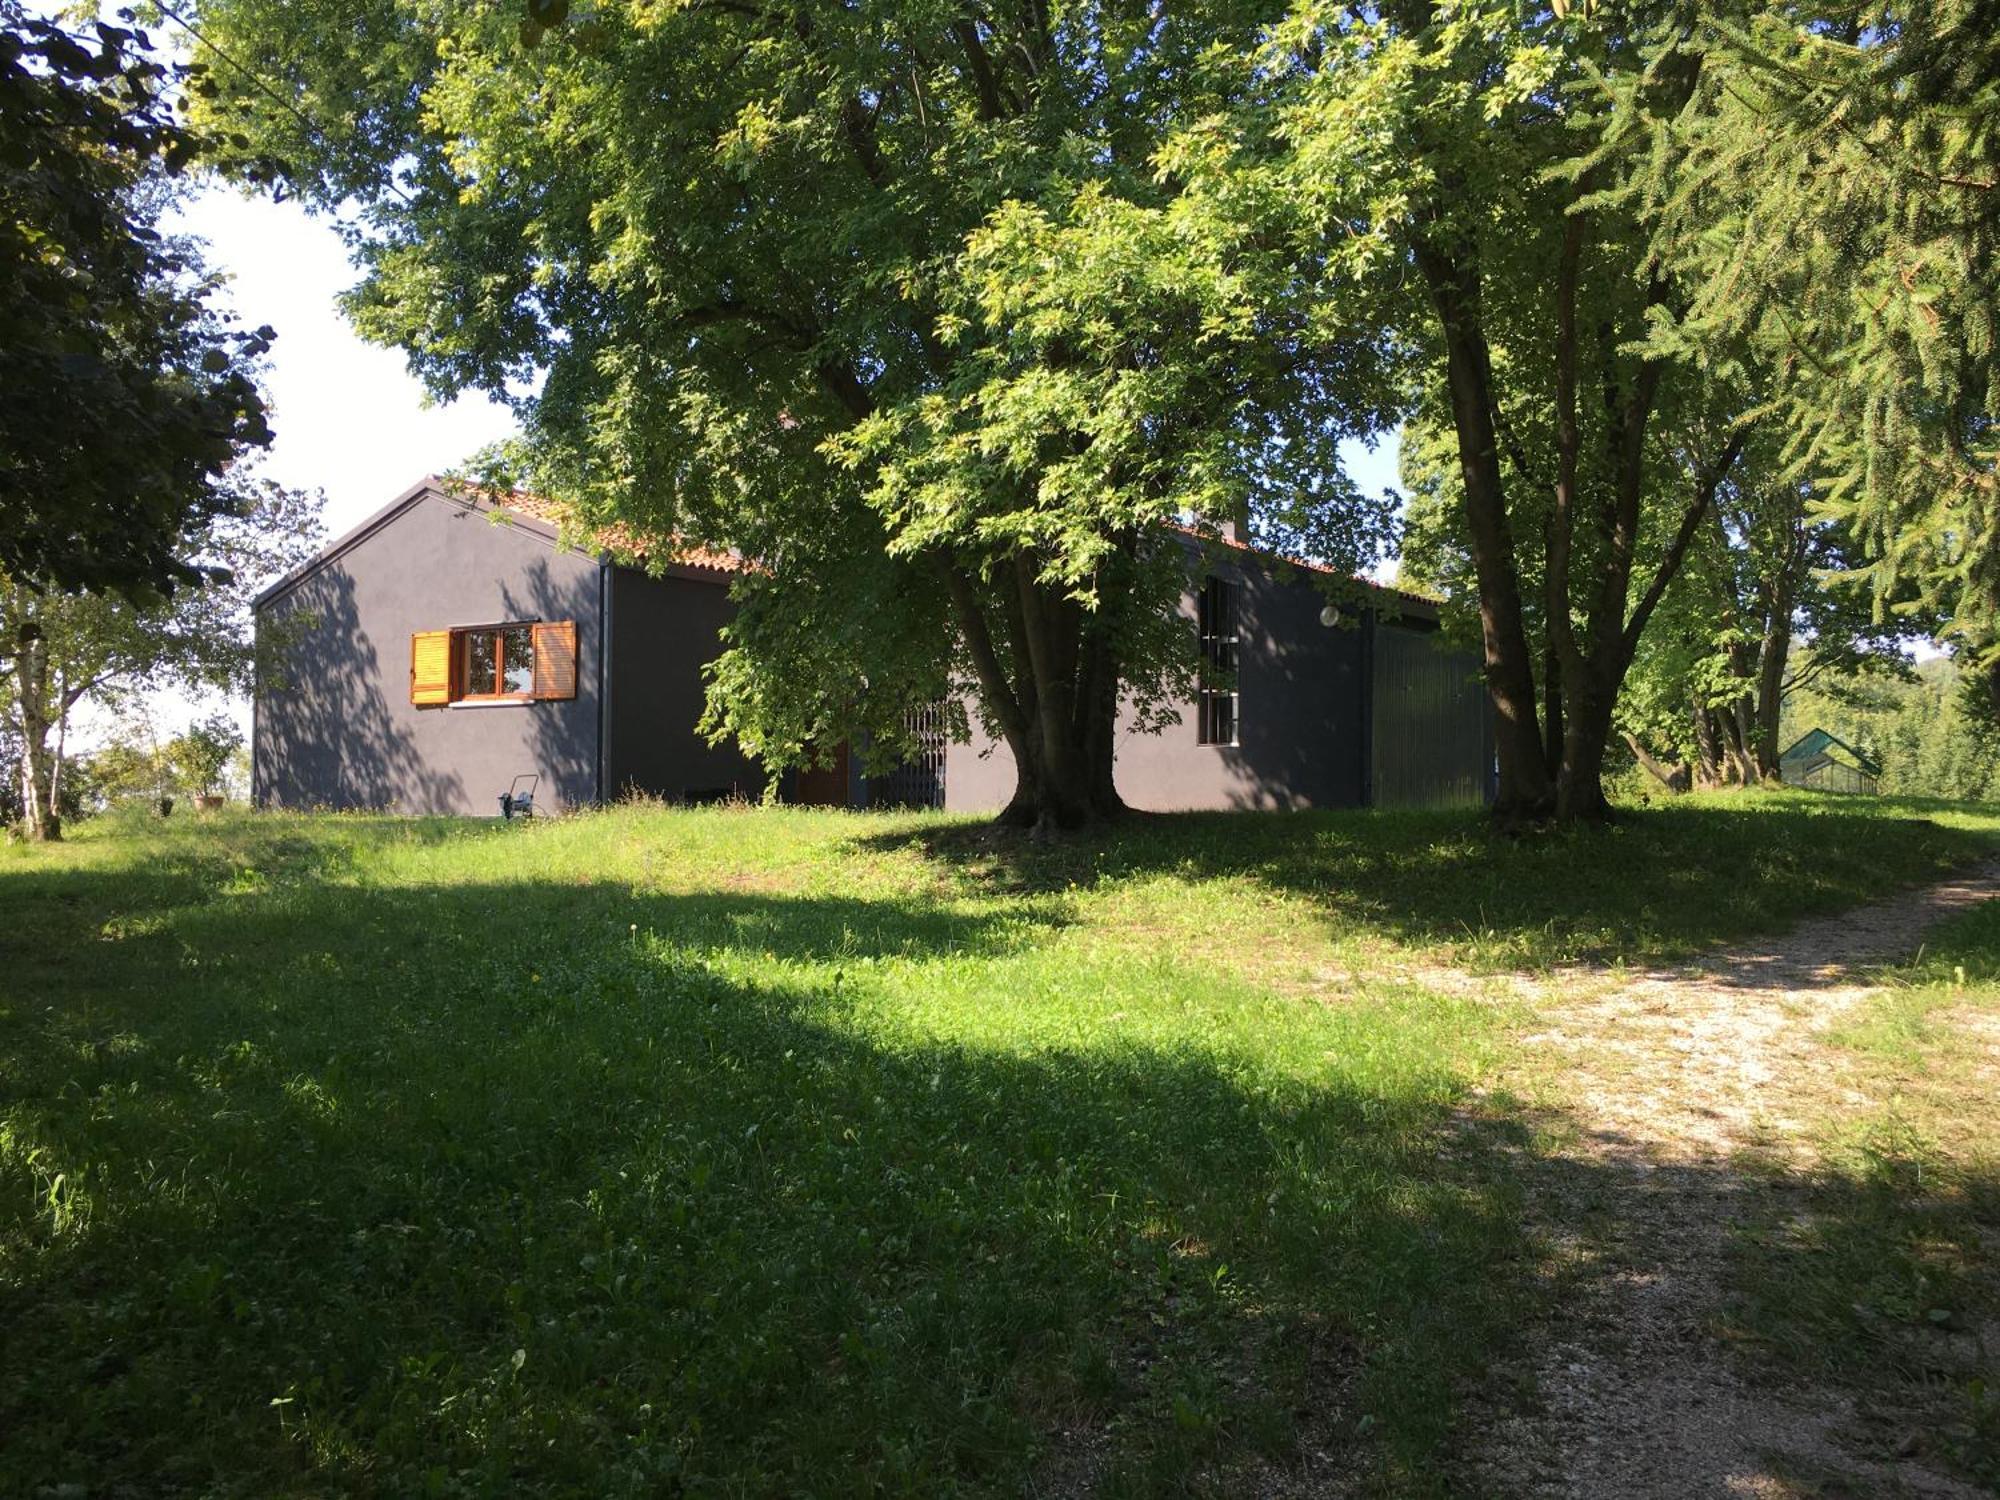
[1541,641,1565,774]
[1752,558,1797,781]
[1411,236,1554,825]
[935,551,1126,834]
[1621,731,1691,793]
[1692,699,1724,788]
[48,687,68,824]
[1558,672,1619,822]
[1722,695,1759,784]
[12,622,59,841]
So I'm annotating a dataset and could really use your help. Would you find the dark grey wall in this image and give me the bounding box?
[254,488,602,815]
[944,556,1374,814]
[1371,622,1496,808]
[603,567,767,802]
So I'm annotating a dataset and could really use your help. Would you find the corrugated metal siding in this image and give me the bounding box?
[1370,625,1493,808]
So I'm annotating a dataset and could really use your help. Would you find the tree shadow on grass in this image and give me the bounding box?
[0,861,1531,1498]
[1436,1111,2000,1498]
[1726,1162,2000,1488]
[851,797,1994,973]
[5,850,1993,1495]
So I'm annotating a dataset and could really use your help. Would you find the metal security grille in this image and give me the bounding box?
[1197,576,1239,746]
[869,702,949,809]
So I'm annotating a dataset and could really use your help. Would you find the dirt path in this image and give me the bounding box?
[1463,859,2000,1500]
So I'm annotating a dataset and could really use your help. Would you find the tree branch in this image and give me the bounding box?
[952,20,1008,121]
[1621,730,1690,793]
[932,554,1027,750]
[59,671,114,712]
[815,359,876,421]
[1623,427,1750,657]
[840,96,887,187]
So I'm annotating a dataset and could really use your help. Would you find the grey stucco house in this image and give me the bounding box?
[252,477,1493,816]
[253,477,762,816]
[941,540,1494,814]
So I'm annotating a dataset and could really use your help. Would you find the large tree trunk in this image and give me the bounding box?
[1727,696,1760,784]
[1412,238,1554,825]
[1692,699,1724,788]
[1557,666,1620,822]
[937,551,1128,835]
[1541,641,1565,774]
[1753,573,1795,781]
[1715,630,1761,785]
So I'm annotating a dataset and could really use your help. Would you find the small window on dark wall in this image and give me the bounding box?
[410,621,577,706]
[1197,576,1239,746]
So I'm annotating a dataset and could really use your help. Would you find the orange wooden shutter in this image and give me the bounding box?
[532,620,578,700]
[411,629,453,706]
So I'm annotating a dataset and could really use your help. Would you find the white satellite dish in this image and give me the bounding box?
[1319,604,1342,628]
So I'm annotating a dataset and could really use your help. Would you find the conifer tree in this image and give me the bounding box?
[1627,0,2000,687]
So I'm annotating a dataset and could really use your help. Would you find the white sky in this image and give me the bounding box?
[95,188,518,747]
[169,190,520,546]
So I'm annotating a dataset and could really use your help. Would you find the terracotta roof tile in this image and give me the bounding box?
[445,478,748,576]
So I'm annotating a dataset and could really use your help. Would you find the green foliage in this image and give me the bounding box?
[188,0,1399,820]
[165,711,243,800]
[1,478,321,706]
[81,729,172,809]
[1783,654,2000,802]
[1612,425,1916,775]
[1627,2,2000,656]
[0,2,279,595]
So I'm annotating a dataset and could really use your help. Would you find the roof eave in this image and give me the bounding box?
[251,477,592,611]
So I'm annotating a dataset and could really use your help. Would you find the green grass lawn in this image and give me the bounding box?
[0,792,1992,1497]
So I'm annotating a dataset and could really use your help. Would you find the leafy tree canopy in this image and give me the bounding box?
[1,1,279,595]
[166,708,243,798]
[1233,0,1760,820]
[186,0,1399,829]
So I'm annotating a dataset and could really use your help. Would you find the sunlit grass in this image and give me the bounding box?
[2,791,1995,1496]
